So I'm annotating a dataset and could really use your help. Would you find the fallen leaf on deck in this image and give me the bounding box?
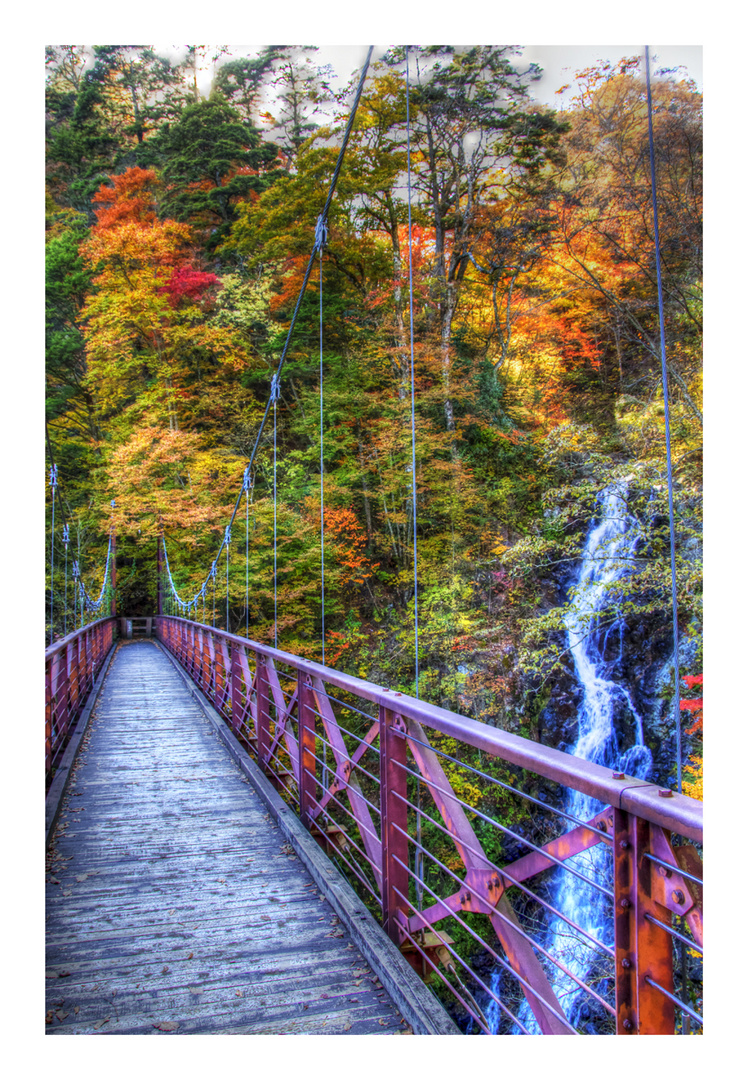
[93,1016,110,1030]
[153,1021,179,1032]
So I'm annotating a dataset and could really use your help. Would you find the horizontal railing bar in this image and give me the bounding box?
[309,706,381,758]
[393,760,615,902]
[398,904,512,1033]
[393,807,614,957]
[393,865,579,1034]
[394,821,615,975]
[313,684,380,727]
[310,801,382,903]
[644,977,703,1026]
[393,914,497,1034]
[644,913,703,954]
[45,616,117,660]
[302,759,382,820]
[155,617,702,841]
[402,728,613,842]
[391,884,506,1032]
[642,851,703,885]
[311,729,382,790]
[301,768,382,853]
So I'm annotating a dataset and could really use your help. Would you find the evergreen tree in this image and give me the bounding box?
[160,96,282,248]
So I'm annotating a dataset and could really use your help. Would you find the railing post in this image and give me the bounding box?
[45,658,53,775]
[379,706,409,944]
[298,672,316,829]
[256,654,271,771]
[59,643,71,742]
[156,534,163,617]
[614,808,675,1033]
[229,643,242,734]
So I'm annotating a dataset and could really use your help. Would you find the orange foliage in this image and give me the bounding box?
[324,505,378,587]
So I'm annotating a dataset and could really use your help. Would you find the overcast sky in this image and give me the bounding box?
[183,44,702,108]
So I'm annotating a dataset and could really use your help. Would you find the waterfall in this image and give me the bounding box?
[489,481,653,1033]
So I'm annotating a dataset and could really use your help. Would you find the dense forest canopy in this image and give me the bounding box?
[45,44,702,795]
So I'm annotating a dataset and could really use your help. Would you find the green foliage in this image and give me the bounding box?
[161,98,281,230]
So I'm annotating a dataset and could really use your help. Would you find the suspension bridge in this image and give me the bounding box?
[44,47,703,1035]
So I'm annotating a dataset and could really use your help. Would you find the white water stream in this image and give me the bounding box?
[489,482,653,1033]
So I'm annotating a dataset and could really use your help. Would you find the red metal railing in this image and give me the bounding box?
[155,616,703,1035]
[45,617,117,779]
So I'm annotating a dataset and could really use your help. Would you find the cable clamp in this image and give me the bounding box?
[243,466,254,492]
[225,526,232,545]
[49,464,58,489]
[315,214,328,252]
[270,372,281,403]
[63,524,70,545]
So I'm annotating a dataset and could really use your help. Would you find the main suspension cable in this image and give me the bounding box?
[161,47,374,621]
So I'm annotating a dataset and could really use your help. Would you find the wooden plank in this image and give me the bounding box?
[46,641,413,1036]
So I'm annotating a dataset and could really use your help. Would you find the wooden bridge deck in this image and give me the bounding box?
[45,640,412,1035]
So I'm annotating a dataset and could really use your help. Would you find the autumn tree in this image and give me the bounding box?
[546,58,703,427]
[400,45,567,434]
[80,167,254,435]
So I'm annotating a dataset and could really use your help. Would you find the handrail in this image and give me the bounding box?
[45,615,116,660]
[153,616,702,842]
[45,617,118,779]
[153,615,703,1036]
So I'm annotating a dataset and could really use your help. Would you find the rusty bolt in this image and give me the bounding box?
[612,772,625,779]
[671,889,685,906]
[621,958,632,970]
[622,1018,634,1031]
[620,898,631,909]
[658,789,674,798]
[657,865,671,878]
[619,840,630,850]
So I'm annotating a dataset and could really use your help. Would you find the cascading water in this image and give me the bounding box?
[488,480,653,1034]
